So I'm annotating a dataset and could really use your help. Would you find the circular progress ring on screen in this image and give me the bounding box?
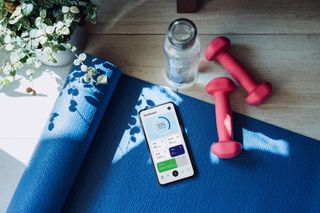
[153,116,171,135]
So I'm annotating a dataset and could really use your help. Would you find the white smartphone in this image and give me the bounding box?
[139,102,195,185]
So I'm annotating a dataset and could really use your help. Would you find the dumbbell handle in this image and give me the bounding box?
[216,52,258,93]
[214,92,233,142]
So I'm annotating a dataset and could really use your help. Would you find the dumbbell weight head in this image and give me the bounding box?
[205,36,230,61]
[206,77,243,159]
[206,36,272,106]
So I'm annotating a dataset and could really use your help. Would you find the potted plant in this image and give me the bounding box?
[0,0,107,94]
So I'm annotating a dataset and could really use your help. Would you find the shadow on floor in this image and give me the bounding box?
[0,149,26,212]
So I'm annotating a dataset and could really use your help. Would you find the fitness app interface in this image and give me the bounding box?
[140,103,194,185]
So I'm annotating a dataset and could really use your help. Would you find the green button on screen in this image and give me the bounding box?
[157,158,177,173]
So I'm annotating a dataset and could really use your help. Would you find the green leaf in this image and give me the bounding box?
[63,13,74,25]
[34,61,41,69]
[70,6,80,14]
[44,47,53,55]
[9,14,23,25]
[5,44,14,51]
[16,37,26,47]
[97,74,108,84]
[60,27,70,35]
[35,17,43,28]
[20,18,31,30]
[26,69,35,76]
[3,64,12,75]
[81,64,88,71]
[58,45,66,51]
[65,43,72,49]
[40,10,47,18]
[3,77,13,85]
[39,36,48,45]
[51,57,58,64]
[17,22,22,30]
[45,26,55,34]
[73,59,81,66]
[10,69,16,76]
[10,5,22,18]
[87,67,97,76]
[22,3,33,16]
[21,31,29,38]
[4,35,11,44]
[62,6,69,14]
[78,53,86,61]
[10,52,20,63]
[84,74,91,83]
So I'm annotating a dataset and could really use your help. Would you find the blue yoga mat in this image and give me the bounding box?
[8,55,320,212]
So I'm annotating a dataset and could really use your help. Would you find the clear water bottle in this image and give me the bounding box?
[164,18,200,89]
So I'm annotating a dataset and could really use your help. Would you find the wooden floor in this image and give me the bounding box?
[86,0,320,140]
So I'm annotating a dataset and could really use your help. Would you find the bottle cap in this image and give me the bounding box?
[167,18,197,49]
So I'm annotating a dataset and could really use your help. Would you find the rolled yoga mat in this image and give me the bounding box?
[8,54,320,212]
[8,56,122,212]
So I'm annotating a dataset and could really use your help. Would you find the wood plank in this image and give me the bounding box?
[89,0,320,34]
[86,34,320,140]
[177,0,199,13]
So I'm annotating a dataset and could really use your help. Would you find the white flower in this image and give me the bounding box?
[70,6,80,14]
[62,6,70,14]
[78,53,87,61]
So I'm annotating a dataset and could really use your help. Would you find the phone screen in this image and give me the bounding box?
[139,102,194,185]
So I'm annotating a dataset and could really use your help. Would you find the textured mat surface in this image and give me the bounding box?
[8,56,122,212]
[9,56,320,213]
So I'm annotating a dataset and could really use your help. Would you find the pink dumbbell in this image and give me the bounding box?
[206,77,242,158]
[206,36,272,106]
